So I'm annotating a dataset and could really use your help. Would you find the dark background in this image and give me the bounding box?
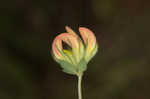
[0,0,150,99]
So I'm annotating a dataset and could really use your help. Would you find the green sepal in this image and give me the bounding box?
[62,69,76,75]
[58,60,76,75]
[57,59,87,75]
[77,58,87,73]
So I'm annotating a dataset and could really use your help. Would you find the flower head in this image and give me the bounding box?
[52,26,98,75]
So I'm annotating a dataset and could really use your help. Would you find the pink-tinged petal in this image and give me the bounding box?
[65,26,81,40]
[65,26,85,62]
[52,36,63,59]
[61,33,79,49]
[79,27,98,62]
[79,27,96,48]
[52,33,81,62]
[65,26,76,35]
[61,33,82,63]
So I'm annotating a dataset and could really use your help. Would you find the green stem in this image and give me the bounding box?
[78,74,83,99]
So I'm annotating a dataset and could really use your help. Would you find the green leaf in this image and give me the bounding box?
[58,60,76,75]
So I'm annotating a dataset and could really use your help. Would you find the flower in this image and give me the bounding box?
[52,26,98,75]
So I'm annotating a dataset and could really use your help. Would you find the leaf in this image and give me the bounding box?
[58,60,76,75]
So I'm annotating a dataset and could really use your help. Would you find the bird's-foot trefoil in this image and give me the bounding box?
[51,26,98,99]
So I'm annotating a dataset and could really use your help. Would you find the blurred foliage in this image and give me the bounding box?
[0,0,150,99]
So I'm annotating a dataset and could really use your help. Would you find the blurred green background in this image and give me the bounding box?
[0,0,150,99]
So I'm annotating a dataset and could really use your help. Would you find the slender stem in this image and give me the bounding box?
[78,74,83,99]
